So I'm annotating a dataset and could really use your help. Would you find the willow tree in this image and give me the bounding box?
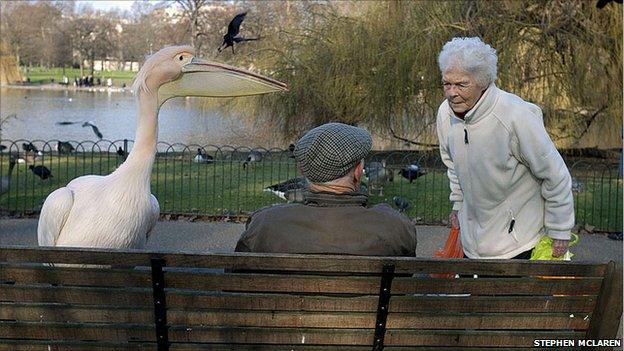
[247,0,621,149]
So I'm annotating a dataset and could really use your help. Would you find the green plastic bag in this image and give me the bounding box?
[530,233,579,261]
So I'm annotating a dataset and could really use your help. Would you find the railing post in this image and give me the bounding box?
[373,264,395,351]
[123,139,128,161]
[151,257,169,351]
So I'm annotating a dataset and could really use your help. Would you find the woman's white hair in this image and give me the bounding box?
[438,37,498,88]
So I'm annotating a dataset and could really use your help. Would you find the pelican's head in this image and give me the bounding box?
[131,46,288,106]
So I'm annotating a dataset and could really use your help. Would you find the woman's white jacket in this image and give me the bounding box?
[436,84,574,259]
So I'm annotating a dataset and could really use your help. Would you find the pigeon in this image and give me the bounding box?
[364,160,393,196]
[571,177,585,193]
[400,164,426,183]
[393,196,411,213]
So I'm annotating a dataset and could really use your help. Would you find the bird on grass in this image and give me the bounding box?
[400,163,426,183]
[116,147,127,158]
[364,160,393,196]
[56,141,75,155]
[0,156,17,196]
[218,12,259,54]
[194,148,214,164]
[393,196,411,213]
[243,150,262,169]
[264,176,308,202]
[17,150,42,164]
[37,45,287,250]
[21,142,38,153]
[29,165,53,180]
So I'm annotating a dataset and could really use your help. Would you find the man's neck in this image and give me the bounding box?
[309,182,357,194]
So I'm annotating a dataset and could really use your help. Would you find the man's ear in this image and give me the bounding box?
[353,160,364,184]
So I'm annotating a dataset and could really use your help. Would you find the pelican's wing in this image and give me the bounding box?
[145,194,160,240]
[37,187,74,246]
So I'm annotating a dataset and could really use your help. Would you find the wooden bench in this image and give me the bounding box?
[0,245,621,350]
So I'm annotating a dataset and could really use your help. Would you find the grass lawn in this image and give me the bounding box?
[22,67,135,86]
[0,152,621,232]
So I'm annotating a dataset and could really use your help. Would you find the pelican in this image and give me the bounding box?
[37,45,287,249]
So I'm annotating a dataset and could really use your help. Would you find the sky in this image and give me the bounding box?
[76,0,144,12]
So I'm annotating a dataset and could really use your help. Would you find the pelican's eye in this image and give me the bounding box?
[179,55,184,61]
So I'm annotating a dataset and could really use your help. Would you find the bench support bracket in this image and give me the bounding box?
[372,264,395,351]
[151,257,169,351]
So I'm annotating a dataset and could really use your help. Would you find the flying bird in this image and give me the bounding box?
[218,12,259,54]
[264,176,308,202]
[82,122,103,140]
[37,45,287,250]
[596,0,622,8]
[393,196,411,213]
[400,163,426,183]
[0,156,17,196]
[29,165,53,180]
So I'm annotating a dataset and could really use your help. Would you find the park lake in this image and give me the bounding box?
[0,87,268,148]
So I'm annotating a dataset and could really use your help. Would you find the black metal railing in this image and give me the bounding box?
[0,139,621,232]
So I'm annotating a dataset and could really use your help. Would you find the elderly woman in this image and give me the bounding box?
[435,37,574,259]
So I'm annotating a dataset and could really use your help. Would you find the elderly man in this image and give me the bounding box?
[436,37,574,259]
[235,123,417,256]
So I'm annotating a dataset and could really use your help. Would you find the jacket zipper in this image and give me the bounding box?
[464,128,469,144]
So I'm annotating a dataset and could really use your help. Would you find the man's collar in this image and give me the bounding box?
[303,191,368,207]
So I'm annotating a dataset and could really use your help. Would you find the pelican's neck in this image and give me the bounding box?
[118,89,160,183]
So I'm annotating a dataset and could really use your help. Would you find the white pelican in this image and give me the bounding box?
[37,45,287,249]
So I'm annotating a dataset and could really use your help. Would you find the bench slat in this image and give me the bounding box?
[0,246,607,276]
[392,277,602,295]
[0,285,153,307]
[0,339,154,350]
[0,265,151,288]
[1,302,591,330]
[165,326,584,346]
[0,321,154,342]
[166,291,597,313]
[164,272,602,295]
[0,303,154,324]
[384,329,585,347]
[166,310,590,330]
[0,340,585,351]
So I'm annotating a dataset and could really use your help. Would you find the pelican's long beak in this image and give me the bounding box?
[158,57,288,106]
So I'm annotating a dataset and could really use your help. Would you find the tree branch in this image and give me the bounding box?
[389,126,439,148]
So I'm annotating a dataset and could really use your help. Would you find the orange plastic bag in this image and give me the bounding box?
[431,227,463,278]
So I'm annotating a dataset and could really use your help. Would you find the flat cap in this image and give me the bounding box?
[294,123,372,183]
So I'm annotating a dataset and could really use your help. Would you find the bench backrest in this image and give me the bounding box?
[0,245,621,350]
